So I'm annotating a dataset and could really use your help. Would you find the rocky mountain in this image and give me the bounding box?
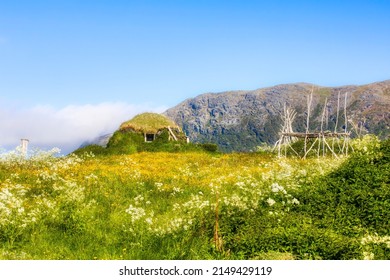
[164,80,390,152]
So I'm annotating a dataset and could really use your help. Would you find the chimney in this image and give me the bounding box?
[21,139,29,157]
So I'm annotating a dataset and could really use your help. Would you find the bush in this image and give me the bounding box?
[297,135,390,237]
[220,211,361,260]
[201,143,218,153]
[72,145,107,156]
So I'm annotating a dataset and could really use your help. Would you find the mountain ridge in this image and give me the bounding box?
[164,80,390,152]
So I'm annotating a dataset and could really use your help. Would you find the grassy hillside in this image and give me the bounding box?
[0,136,389,259]
[120,112,179,133]
[74,112,217,155]
[73,130,218,155]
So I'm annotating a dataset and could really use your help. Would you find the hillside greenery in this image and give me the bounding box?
[0,135,389,260]
[73,129,218,155]
[120,113,179,133]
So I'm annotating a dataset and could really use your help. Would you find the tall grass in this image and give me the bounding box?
[0,135,389,259]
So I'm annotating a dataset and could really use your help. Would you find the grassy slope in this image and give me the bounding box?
[73,129,217,156]
[120,113,179,132]
[0,136,389,260]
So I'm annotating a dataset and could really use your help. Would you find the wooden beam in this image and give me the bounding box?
[282,132,350,138]
[167,126,178,141]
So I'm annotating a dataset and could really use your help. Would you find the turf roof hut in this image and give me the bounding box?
[119,113,188,143]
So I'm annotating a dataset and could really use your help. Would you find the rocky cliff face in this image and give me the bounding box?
[164,80,390,152]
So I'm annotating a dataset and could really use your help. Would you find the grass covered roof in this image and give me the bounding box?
[119,113,179,133]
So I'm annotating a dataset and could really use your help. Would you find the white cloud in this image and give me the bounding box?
[0,102,167,154]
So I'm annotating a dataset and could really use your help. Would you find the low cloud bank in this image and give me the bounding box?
[0,102,167,154]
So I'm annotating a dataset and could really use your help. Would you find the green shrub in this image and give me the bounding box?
[72,145,107,156]
[297,135,390,236]
[201,143,218,153]
[220,211,361,260]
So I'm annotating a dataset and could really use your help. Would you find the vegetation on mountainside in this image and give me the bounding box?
[165,81,390,152]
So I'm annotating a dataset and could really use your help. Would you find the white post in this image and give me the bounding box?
[21,139,29,157]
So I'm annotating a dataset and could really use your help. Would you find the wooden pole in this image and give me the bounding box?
[321,98,327,157]
[344,92,349,156]
[304,138,319,158]
[333,91,341,155]
[304,88,313,159]
[342,92,348,155]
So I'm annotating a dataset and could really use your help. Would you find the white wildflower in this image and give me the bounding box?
[155,182,164,191]
[235,181,245,188]
[361,234,390,248]
[271,183,287,194]
[267,198,276,206]
[172,187,182,194]
[125,204,146,223]
[134,195,144,204]
[291,198,300,205]
[363,252,374,260]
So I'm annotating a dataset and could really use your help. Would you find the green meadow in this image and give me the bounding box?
[0,135,389,260]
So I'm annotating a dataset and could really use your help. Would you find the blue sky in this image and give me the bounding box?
[1,0,390,153]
